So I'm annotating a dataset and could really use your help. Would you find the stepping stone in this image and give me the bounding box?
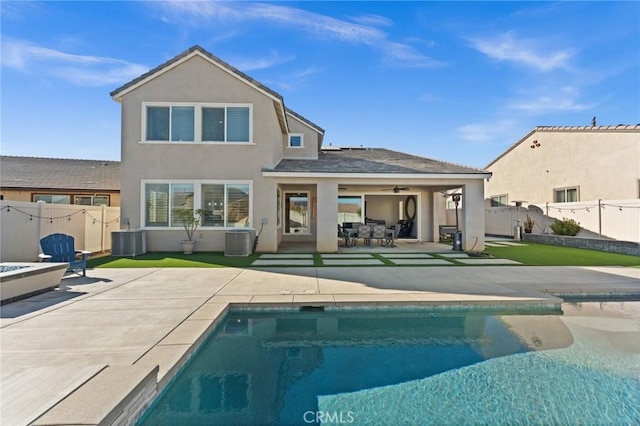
[495,242,527,246]
[321,254,375,259]
[438,253,470,258]
[322,259,384,266]
[456,259,522,265]
[260,254,314,259]
[251,259,315,266]
[484,242,505,247]
[382,253,433,259]
[391,259,452,265]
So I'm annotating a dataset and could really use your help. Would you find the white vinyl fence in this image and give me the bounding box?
[0,200,120,262]
[483,199,640,243]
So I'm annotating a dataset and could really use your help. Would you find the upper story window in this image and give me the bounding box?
[288,133,303,148]
[490,195,508,207]
[554,187,579,203]
[143,103,252,143]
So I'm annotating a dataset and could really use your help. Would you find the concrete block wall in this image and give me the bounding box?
[523,234,640,256]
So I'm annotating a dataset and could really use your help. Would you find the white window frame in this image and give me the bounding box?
[141,102,253,144]
[288,133,304,148]
[141,179,253,230]
[554,186,579,203]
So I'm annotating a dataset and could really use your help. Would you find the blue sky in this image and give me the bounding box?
[1,1,638,168]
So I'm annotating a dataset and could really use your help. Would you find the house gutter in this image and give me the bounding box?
[262,172,492,180]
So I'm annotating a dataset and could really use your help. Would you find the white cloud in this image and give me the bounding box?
[509,86,598,113]
[1,39,148,86]
[469,32,574,72]
[458,120,517,144]
[510,97,596,113]
[154,1,443,68]
[230,51,295,71]
[266,65,324,91]
[349,14,394,28]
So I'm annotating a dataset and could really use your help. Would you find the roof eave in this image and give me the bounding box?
[262,171,492,179]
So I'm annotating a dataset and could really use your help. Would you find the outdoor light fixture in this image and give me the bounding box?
[512,200,526,240]
[450,193,462,231]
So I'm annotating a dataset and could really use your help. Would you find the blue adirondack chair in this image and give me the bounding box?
[39,233,90,276]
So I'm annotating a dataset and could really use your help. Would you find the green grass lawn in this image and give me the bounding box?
[88,252,260,268]
[88,243,639,269]
[484,242,640,266]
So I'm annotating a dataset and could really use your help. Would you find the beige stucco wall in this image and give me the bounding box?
[118,55,286,252]
[283,114,320,159]
[486,128,640,204]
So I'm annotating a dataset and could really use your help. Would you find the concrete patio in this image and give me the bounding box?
[1,264,639,425]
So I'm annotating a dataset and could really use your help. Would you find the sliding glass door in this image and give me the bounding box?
[284,192,309,234]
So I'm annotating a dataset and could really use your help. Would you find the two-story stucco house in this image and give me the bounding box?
[111,46,490,253]
[485,124,640,206]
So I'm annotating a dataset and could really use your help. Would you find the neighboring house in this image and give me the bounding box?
[0,156,121,206]
[111,45,490,253]
[485,125,640,206]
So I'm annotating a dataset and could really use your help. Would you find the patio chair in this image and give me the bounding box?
[355,224,372,246]
[372,224,387,246]
[338,224,350,247]
[39,233,90,276]
[397,220,414,238]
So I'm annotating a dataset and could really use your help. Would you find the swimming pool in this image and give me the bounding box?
[138,302,640,425]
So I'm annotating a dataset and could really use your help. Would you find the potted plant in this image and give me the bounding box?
[173,208,203,254]
[523,215,535,233]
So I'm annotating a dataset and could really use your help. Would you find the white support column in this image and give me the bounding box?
[316,181,339,252]
[432,191,447,242]
[461,180,486,252]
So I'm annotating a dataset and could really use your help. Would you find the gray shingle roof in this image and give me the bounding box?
[0,156,121,190]
[265,148,488,175]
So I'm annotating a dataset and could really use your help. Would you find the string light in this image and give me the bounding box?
[0,205,121,225]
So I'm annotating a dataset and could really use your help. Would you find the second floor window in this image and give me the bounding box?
[147,106,195,142]
[554,187,578,202]
[144,103,252,143]
[490,195,508,207]
[288,133,303,148]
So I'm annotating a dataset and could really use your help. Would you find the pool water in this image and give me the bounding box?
[138,302,640,425]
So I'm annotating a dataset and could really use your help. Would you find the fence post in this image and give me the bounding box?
[37,202,47,253]
[101,204,107,253]
[545,202,549,233]
[598,199,602,238]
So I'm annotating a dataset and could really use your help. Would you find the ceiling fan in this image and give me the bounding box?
[384,185,410,193]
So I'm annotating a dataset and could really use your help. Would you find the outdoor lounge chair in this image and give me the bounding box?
[39,233,90,276]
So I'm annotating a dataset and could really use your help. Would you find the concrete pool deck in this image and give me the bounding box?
[1,265,639,425]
